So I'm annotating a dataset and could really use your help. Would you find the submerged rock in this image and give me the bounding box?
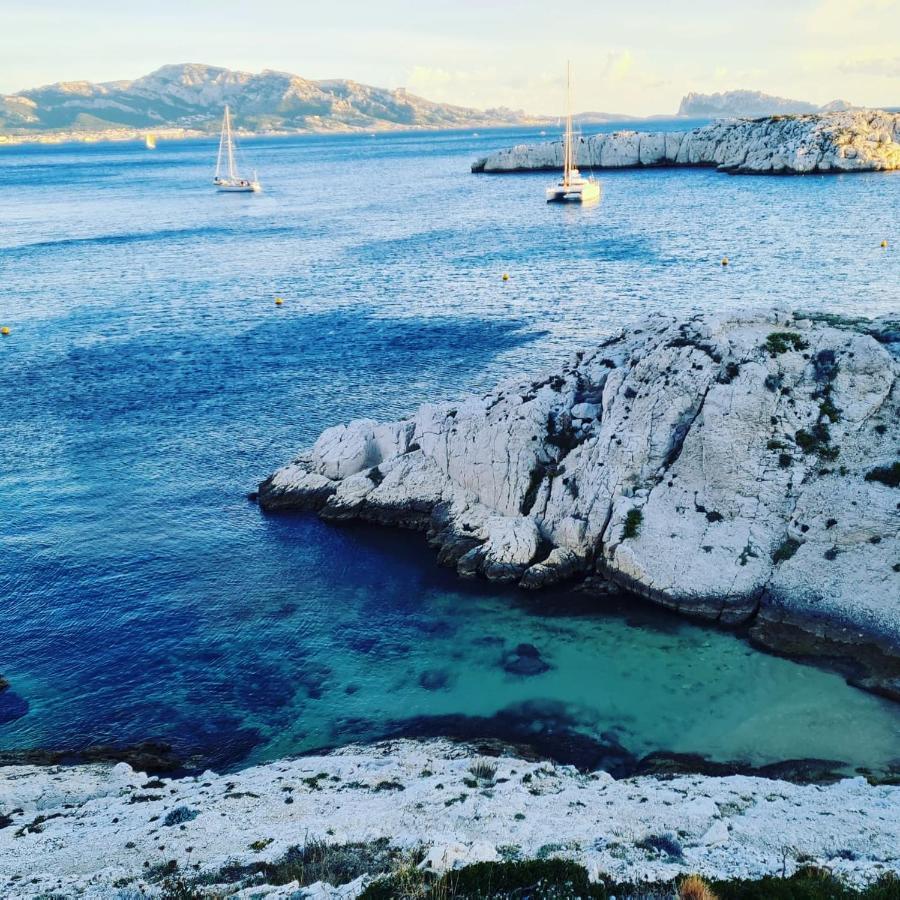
[0,688,27,726]
[471,109,900,175]
[258,309,900,697]
[0,740,183,774]
[501,643,551,676]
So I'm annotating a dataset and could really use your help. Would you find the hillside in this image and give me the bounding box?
[0,63,534,136]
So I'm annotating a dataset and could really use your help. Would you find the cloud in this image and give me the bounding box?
[609,50,633,82]
[803,0,899,35]
[405,64,572,111]
[837,55,900,77]
[405,65,500,105]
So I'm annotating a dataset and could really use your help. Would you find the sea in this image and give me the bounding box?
[0,124,898,775]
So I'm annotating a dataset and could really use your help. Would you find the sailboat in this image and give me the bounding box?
[546,63,600,204]
[214,105,261,193]
[144,133,157,150]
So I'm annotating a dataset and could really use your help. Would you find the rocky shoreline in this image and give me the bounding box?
[2,739,898,898]
[257,310,900,699]
[471,110,900,175]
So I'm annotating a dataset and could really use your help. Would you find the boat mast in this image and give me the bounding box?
[563,62,574,187]
[216,108,227,179]
[225,106,238,179]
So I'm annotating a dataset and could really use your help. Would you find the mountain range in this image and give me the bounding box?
[677,90,852,118]
[0,65,864,141]
[0,63,535,136]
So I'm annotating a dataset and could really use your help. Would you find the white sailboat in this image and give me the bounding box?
[214,105,261,193]
[546,63,600,204]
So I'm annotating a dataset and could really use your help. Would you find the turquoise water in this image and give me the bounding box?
[0,126,898,774]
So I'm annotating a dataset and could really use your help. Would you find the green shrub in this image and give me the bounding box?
[636,833,684,860]
[818,395,841,423]
[435,859,597,899]
[205,837,399,889]
[623,508,643,539]
[773,538,801,563]
[360,860,900,900]
[160,879,204,900]
[469,760,498,781]
[711,868,900,899]
[765,332,809,356]
[865,462,900,488]
[373,780,405,792]
[163,806,198,827]
[795,424,839,460]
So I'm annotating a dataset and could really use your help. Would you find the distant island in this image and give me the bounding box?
[678,89,852,118]
[0,63,540,144]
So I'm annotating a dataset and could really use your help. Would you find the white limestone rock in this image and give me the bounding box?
[2,739,898,898]
[471,109,900,175]
[259,309,900,694]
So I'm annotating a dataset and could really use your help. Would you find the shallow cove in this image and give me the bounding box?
[0,128,898,777]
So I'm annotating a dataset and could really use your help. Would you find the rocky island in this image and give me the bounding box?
[259,310,900,698]
[471,110,900,175]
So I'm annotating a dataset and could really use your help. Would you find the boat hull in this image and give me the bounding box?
[546,180,601,204]
[215,181,261,193]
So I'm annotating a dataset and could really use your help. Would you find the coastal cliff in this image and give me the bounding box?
[259,310,900,697]
[471,110,900,175]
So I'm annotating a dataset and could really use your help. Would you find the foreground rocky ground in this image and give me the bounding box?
[1,740,898,898]
[471,110,900,174]
[258,309,900,698]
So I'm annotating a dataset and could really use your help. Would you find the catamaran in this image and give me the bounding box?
[214,105,261,193]
[546,63,600,204]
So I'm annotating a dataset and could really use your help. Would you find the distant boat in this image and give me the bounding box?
[214,105,261,193]
[144,133,157,150]
[546,63,600,204]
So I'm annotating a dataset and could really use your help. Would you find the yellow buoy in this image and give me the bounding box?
[502,273,509,281]
[721,257,729,266]
[0,326,9,335]
[275,297,284,306]
[881,240,888,248]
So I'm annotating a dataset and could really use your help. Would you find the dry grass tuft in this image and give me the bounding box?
[679,874,719,900]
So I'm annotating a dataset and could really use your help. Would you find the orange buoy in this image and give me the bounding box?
[721,257,729,266]
[502,273,509,281]
[275,297,284,306]
[0,326,9,336]
[881,240,889,248]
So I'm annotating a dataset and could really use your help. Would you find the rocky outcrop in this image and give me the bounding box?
[2,739,898,897]
[471,110,900,174]
[258,310,900,696]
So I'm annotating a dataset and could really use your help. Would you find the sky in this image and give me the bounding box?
[2,0,898,115]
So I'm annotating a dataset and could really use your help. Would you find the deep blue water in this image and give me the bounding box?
[0,126,898,774]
